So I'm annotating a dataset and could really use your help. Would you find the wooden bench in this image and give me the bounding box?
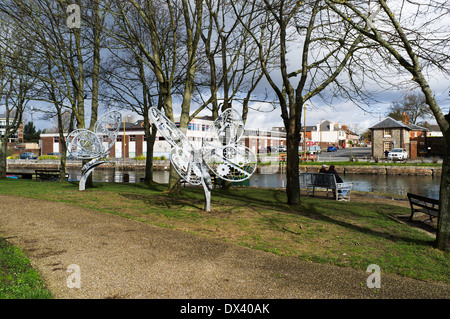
[299,172,352,201]
[35,169,68,181]
[407,193,439,221]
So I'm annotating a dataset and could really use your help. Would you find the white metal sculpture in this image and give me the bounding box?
[66,111,122,191]
[149,107,257,211]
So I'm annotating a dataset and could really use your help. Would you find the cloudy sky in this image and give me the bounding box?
[31,72,448,134]
[28,1,449,135]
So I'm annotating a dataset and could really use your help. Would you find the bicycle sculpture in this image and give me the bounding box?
[149,107,257,211]
[66,111,122,191]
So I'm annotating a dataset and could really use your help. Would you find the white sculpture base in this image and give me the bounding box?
[79,158,108,191]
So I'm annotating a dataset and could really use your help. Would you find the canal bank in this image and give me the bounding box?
[6,160,442,199]
[7,159,442,176]
[299,164,442,176]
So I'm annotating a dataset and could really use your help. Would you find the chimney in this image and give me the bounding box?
[401,112,406,124]
[406,115,410,126]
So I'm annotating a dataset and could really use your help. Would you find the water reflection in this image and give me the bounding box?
[66,169,440,199]
[341,174,440,200]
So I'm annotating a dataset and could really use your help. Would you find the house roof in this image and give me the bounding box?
[304,120,338,132]
[369,117,428,131]
[408,123,429,131]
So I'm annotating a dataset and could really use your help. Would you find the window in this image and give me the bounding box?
[383,129,391,137]
[383,142,391,153]
[129,135,136,141]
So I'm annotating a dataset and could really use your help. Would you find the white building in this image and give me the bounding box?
[0,115,22,143]
[41,115,288,158]
[310,120,347,147]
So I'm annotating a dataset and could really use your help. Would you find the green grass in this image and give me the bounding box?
[0,237,53,299]
[0,179,448,285]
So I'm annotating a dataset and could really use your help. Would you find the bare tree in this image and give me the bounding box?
[233,0,371,205]
[326,0,450,250]
[197,0,275,123]
[0,13,38,179]
[1,0,108,185]
[388,92,432,124]
[100,37,161,183]
[109,0,204,192]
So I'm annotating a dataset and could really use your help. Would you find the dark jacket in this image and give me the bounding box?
[328,168,343,183]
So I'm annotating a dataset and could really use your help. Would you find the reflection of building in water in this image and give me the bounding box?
[40,116,287,159]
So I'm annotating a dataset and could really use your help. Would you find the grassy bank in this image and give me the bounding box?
[0,179,448,285]
[0,237,53,299]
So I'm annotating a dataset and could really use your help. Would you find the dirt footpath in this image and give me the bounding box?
[0,194,448,299]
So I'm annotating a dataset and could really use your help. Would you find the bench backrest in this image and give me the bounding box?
[300,173,336,188]
[407,193,439,206]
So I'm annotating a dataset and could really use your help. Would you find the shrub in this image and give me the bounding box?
[134,155,147,161]
[38,155,59,160]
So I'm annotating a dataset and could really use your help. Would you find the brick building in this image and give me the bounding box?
[369,115,428,159]
[40,117,287,158]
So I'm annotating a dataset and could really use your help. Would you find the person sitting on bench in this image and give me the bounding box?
[328,165,348,199]
[319,164,328,173]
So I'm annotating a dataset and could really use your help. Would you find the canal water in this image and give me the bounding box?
[64,168,440,200]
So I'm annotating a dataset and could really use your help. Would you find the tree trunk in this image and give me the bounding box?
[59,134,67,182]
[144,115,157,185]
[0,140,7,179]
[168,166,181,193]
[437,134,450,250]
[285,128,301,205]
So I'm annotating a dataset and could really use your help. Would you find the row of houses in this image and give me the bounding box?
[5,112,443,160]
[38,116,360,159]
[40,116,287,159]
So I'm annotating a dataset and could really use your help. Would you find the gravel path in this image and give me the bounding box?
[0,194,449,299]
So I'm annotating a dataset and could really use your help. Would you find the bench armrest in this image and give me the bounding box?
[336,183,352,192]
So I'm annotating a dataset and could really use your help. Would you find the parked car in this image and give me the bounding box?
[327,146,337,152]
[278,145,287,152]
[259,146,278,154]
[388,148,408,160]
[19,152,38,159]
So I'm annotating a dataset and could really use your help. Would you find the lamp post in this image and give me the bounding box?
[123,115,131,164]
[303,104,309,161]
[123,116,126,164]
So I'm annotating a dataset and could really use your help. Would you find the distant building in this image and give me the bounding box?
[309,120,348,148]
[340,125,360,146]
[424,124,443,137]
[40,116,287,158]
[369,114,428,159]
[0,114,23,143]
[243,128,286,154]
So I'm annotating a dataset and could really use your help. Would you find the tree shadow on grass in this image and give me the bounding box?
[298,200,435,247]
[211,187,289,211]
